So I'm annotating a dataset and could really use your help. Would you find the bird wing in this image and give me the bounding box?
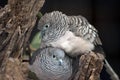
[68,15,102,46]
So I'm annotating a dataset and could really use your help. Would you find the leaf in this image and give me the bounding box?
[30,32,41,50]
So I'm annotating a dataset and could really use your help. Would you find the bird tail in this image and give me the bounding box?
[104,59,119,80]
[94,45,119,80]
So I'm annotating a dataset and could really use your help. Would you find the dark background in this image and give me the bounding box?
[40,0,120,77]
[0,0,120,78]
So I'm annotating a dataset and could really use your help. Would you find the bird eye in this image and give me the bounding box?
[53,55,56,58]
[44,24,49,29]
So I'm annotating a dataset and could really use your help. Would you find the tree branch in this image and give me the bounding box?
[72,52,104,80]
[0,0,45,79]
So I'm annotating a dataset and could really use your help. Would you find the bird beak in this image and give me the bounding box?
[40,31,45,38]
[59,59,63,66]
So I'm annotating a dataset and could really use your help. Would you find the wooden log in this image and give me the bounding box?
[0,58,26,80]
[72,52,104,80]
[0,0,45,79]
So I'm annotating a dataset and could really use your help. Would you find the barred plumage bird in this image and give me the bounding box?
[29,47,72,80]
[38,11,101,56]
[38,11,119,80]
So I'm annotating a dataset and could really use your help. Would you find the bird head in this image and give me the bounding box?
[49,48,65,66]
[29,47,72,80]
[38,11,69,44]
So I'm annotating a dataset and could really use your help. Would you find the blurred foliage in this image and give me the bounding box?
[22,12,43,61]
[30,12,42,50]
[37,12,43,20]
[30,32,41,50]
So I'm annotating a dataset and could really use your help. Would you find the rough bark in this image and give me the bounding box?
[0,58,26,80]
[0,0,45,79]
[72,52,104,80]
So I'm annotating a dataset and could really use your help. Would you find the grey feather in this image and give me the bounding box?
[29,47,72,80]
[68,16,102,45]
[37,11,119,80]
[38,11,101,56]
[38,11,69,44]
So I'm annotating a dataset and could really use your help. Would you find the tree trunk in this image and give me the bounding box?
[0,0,45,79]
[72,52,104,80]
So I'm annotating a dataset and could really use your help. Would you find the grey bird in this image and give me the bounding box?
[29,47,72,80]
[38,11,101,57]
[37,11,119,80]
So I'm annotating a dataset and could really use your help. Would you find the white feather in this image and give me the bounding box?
[50,31,94,56]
